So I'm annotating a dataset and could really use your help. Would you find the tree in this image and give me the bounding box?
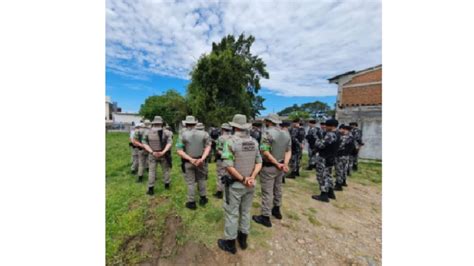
[288,111,310,121]
[139,89,188,130]
[187,34,269,126]
[278,100,332,117]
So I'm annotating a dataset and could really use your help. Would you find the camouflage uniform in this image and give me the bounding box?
[130,128,139,172]
[221,131,262,240]
[288,126,305,175]
[143,127,173,188]
[314,131,340,192]
[350,127,364,171]
[176,127,212,203]
[306,126,323,168]
[335,133,355,185]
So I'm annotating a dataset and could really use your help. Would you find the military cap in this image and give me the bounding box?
[252,121,262,127]
[221,122,232,131]
[281,121,291,127]
[151,116,163,124]
[308,119,316,124]
[292,118,301,123]
[325,119,339,127]
[135,123,144,128]
[344,125,353,130]
[264,113,282,124]
[229,114,251,129]
[320,122,326,126]
[349,122,358,127]
[182,115,198,125]
[339,124,346,129]
[143,119,151,125]
[196,122,205,130]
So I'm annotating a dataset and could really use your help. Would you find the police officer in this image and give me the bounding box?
[143,119,151,171]
[217,114,262,254]
[132,122,148,183]
[288,118,305,178]
[253,114,291,228]
[334,125,355,190]
[279,121,291,184]
[320,122,327,138]
[196,122,205,131]
[209,125,221,162]
[349,122,364,171]
[214,123,233,199]
[250,121,262,144]
[130,124,139,174]
[176,115,212,210]
[142,116,173,195]
[312,119,340,202]
[305,119,322,170]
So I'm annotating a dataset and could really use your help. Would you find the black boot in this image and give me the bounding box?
[217,239,237,254]
[328,188,336,199]
[296,169,300,176]
[136,175,143,183]
[334,183,343,191]
[353,164,358,171]
[164,183,170,189]
[342,180,348,187]
[213,191,223,199]
[199,196,208,206]
[147,186,154,196]
[271,206,282,220]
[252,215,272,227]
[305,165,313,171]
[312,192,329,202]
[282,176,286,184]
[185,201,197,210]
[237,231,248,250]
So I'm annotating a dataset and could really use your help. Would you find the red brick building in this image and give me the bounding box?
[328,64,382,160]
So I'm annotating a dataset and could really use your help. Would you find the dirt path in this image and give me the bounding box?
[158,174,381,266]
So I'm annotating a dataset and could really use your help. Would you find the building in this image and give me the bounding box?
[328,64,382,160]
[106,96,142,131]
[112,112,142,126]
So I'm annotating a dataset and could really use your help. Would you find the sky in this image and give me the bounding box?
[106,0,381,115]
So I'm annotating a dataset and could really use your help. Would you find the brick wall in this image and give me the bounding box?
[345,68,382,85]
[340,84,382,106]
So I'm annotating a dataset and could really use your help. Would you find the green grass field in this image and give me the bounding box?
[106,132,382,264]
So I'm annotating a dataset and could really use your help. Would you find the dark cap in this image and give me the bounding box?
[281,121,291,127]
[320,122,326,126]
[292,118,300,123]
[252,121,262,127]
[349,122,358,127]
[339,124,346,129]
[308,119,316,124]
[344,125,353,130]
[325,119,339,127]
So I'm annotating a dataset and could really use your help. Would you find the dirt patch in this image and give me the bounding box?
[159,214,182,257]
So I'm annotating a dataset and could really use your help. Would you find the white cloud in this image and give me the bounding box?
[106,0,381,96]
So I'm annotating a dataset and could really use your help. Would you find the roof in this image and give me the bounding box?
[328,64,382,83]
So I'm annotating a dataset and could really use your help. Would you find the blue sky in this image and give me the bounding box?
[106,0,380,115]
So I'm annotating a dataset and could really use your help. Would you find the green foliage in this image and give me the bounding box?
[139,89,188,130]
[278,100,332,117]
[288,110,310,120]
[187,33,269,126]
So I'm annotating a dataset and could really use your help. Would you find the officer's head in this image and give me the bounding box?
[325,119,339,131]
[308,119,316,127]
[221,123,232,133]
[281,121,291,129]
[292,118,300,127]
[252,121,262,129]
[349,122,358,128]
[338,124,347,134]
[151,116,163,129]
[320,122,326,131]
[183,115,198,128]
[229,114,251,133]
[264,113,282,127]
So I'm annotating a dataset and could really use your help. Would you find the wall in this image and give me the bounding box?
[336,105,382,160]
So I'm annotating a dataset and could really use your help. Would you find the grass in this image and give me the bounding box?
[106,133,382,263]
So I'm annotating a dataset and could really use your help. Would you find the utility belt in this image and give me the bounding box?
[262,160,284,167]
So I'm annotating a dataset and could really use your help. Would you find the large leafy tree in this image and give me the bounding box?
[139,89,188,130]
[278,100,331,117]
[187,34,269,126]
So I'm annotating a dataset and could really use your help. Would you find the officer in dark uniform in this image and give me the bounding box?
[250,121,263,144]
[288,118,306,178]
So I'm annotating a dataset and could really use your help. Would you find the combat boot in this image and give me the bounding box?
[328,188,336,199]
[286,172,296,179]
[342,180,348,187]
[271,206,282,220]
[147,186,154,196]
[334,183,343,191]
[312,192,329,202]
[136,176,143,183]
[213,191,223,199]
[305,165,314,171]
[237,231,248,250]
[217,239,237,254]
[352,164,358,171]
[199,196,208,206]
[164,183,170,189]
[185,202,197,210]
[252,215,272,227]
[296,169,300,176]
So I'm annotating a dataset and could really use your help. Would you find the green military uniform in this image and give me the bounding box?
[142,116,173,192]
[215,123,232,196]
[176,116,212,206]
[132,123,149,182]
[253,114,291,227]
[130,125,139,173]
[218,114,262,254]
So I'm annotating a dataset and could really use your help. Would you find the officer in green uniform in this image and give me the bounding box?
[217,114,262,254]
[130,124,140,174]
[196,122,205,131]
[142,116,173,195]
[143,119,151,170]
[213,122,233,199]
[253,114,292,228]
[132,122,148,183]
[176,116,212,210]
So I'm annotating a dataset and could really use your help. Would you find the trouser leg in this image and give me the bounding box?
[273,168,284,207]
[224,186,242,240]
[158,158,171,184]
[147,156,157,188]
[315,156,329,192]
[196,163,208,197]
[259,167,275,216]
[131,148,138,171]
[138,150,146,176]
[184,162,197,202]
[335,157,344,184]
[239,187,255,235]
